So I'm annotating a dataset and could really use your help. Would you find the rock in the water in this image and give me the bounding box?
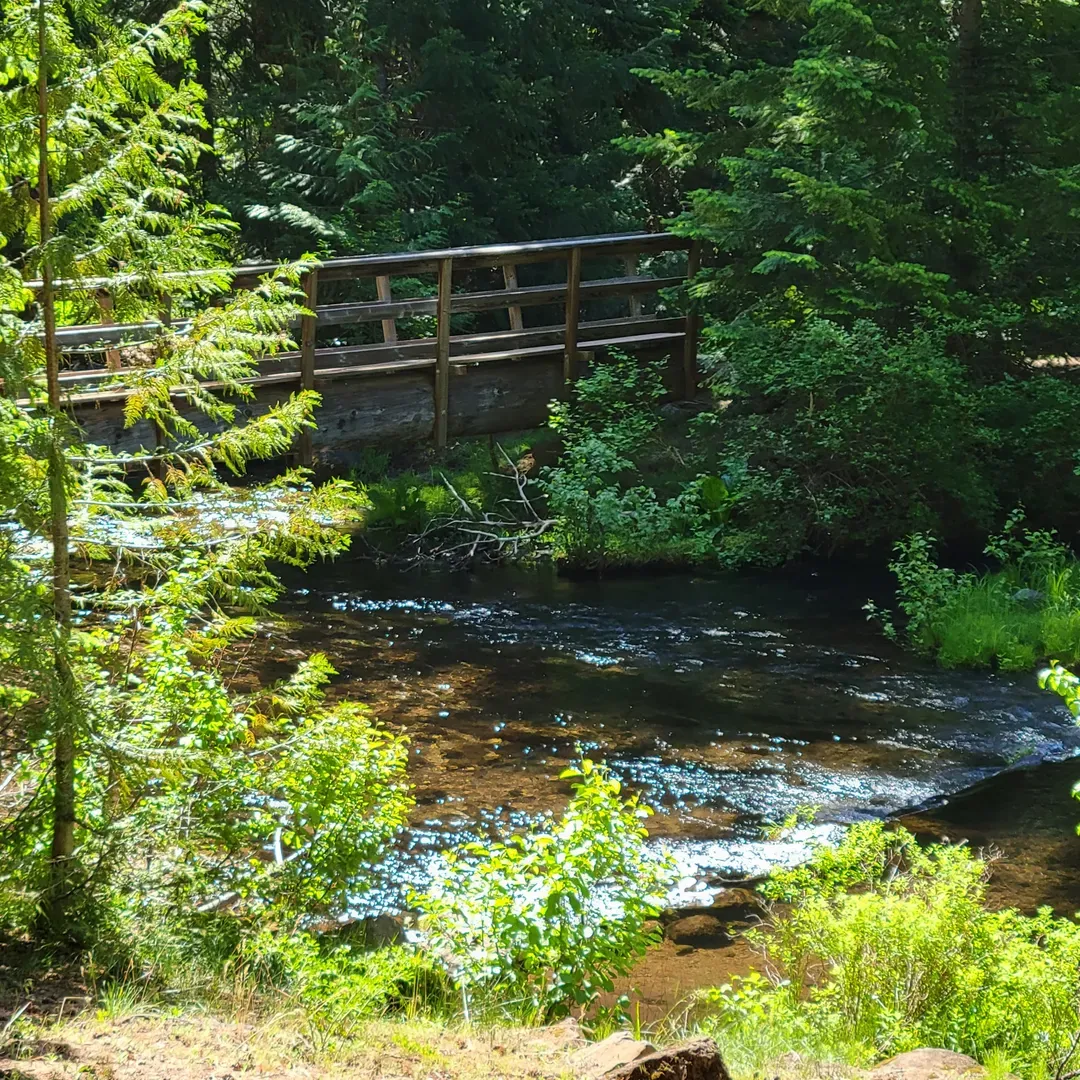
[707,887,766,921]
[665,914,733,949]
[871,1049,984,1080]
[569,1032,656,1077]
[608,1037,731,1080]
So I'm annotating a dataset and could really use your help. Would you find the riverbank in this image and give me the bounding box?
[0,1010,587,1080]
[5,809,1078,1080]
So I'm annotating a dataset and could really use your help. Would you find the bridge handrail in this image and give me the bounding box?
[26,231,689,294]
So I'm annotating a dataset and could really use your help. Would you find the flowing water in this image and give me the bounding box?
[272,560,1080,913]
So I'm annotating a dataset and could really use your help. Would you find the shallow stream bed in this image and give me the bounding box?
[271,560,1080,915]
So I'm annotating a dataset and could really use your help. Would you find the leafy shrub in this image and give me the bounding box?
[868,512,1080,669]
[0,556,414,934]
[699,823,1080,1077]
[700,318,995,566]
[413,759,676,1022]
[541,352,731,569]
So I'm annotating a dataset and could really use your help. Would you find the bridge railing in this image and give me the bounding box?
[25,231,701,454]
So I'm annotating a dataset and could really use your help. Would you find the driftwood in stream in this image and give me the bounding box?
[391,445,555,566]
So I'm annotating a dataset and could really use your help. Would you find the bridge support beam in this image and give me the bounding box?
[683,241,702,398]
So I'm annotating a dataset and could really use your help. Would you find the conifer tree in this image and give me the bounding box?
[632,0,1080,368]
[0,0,408,934]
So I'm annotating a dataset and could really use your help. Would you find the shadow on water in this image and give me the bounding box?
[269,558,1080,910]
[903,759,1080,914]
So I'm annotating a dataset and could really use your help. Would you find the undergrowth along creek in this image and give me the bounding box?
[8,812,1080,1080]
[866,510,1080,670]
[348,350,735,571]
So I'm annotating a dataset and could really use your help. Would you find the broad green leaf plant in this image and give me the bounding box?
[413,760,676,1022]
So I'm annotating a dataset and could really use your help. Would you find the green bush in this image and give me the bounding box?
[703,318,995,566]
[541,352,731,569]
[413,759,676,1022]
[868,512,1080,669]
[699,822,1080,1078]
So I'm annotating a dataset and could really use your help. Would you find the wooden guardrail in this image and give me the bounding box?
[20,232,701,460]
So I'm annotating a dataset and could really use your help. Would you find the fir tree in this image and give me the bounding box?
[0,0,407,934]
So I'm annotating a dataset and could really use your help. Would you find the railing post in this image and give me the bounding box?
[96,288,121,372]
[376,274,398,343]
[434,257,453,448]
[564,246,582,383]
[623,255,643,318]
[298,268,320,466]
[682,240,702,399]
[502,264,524,331]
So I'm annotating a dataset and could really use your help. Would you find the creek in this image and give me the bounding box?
[272,559,1080,915]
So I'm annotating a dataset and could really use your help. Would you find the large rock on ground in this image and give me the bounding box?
[607,1038,731,1080]
[570,1032,657,1078]
[871,1050,985,1080]
[665,914,733,949]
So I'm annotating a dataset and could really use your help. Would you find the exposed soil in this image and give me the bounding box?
[0,1013,584,1080]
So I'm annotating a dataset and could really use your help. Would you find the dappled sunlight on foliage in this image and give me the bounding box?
[700,823,1080,1078]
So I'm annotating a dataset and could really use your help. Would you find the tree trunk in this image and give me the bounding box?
[193,23,217,185]
[951,0,984,286]
[38,0,77,928]
[954,0,984,184]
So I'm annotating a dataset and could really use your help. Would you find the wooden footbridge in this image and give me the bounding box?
[40,232,701,463]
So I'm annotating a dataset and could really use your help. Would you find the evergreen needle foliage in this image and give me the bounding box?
[0,0,408,944]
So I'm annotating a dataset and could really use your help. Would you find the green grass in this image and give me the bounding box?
[873,524,1080,670]
[905,563,1080,670]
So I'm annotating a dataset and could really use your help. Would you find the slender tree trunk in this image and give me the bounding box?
[38,0,77,927]
[951,0,983,291]
[954,0,983,185]
[193,21,217,185]
[947,0,990,368]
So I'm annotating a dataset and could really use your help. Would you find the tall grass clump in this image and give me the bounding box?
[697,823,1080,1078]
[867,511,1080,669]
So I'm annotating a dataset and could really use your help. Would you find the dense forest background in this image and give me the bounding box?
[76,0,1080,562]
